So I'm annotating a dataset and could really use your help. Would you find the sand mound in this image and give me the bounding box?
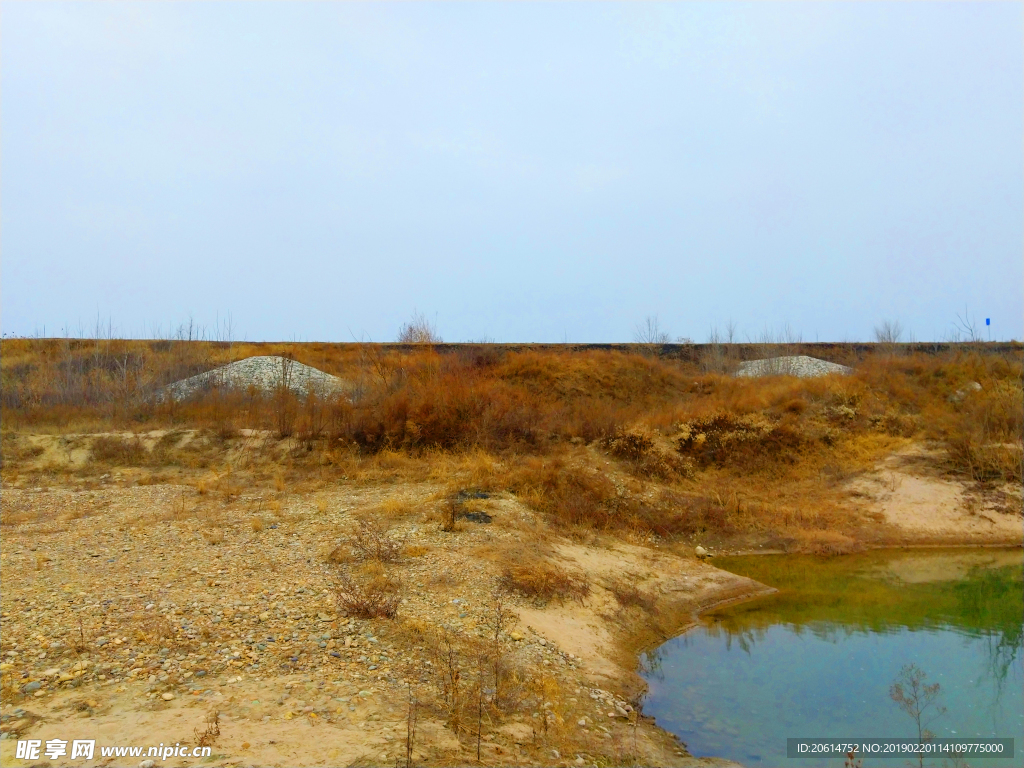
[735,355,852,378]
[158,356,346,401]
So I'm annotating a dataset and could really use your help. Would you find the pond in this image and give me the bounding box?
[640,548,1023,767]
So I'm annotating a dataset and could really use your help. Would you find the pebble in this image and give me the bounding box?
[161,693,175,701]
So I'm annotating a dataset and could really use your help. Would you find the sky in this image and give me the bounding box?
[2,2,1022,343]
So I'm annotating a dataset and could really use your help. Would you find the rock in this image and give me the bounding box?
[161,692,175,701]
[44,668,60,677]
[577,718,587,727]
[140,760,156,768]
[510,631,523,641]
[694,545,709,560]
[23,681,41,692]
[951,381,983,402]
[551,749,560,759]
[358,690,371,698]
[537,638,547,646]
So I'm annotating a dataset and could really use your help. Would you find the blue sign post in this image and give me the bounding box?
[986,318,991,341]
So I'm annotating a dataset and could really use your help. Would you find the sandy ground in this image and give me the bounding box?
[848,443,1022,545]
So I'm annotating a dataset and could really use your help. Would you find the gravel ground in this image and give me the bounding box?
[0,483,654,765]
[158,356,346,401]
[735,355,852,378]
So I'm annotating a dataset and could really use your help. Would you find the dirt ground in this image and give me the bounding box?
[0,473,756,768]
[1,436,1019,768]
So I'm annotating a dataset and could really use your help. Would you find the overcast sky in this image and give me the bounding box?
[3,2,1022,342]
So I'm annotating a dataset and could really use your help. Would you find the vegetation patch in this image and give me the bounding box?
[498,559,590,604]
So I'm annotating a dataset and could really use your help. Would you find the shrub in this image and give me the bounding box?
[498,560,590,604]
[91,434,148,465]
[334,567,402,619]
[343,518,406,563]
[675,413,805,468]
[602,427,694,480]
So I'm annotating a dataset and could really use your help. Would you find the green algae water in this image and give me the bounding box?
[640,549,1023,767]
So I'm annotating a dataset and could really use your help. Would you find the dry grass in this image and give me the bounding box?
[90,434,147,464]
[601,426,694,480]
[3,340,1021,544]
[331,518,406,563]
[334,563,402,619]
[608,581,659,614]
[498,559,590,605]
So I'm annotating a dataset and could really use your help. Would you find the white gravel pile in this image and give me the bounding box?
[735,355,852,378]
[158,356,346,401]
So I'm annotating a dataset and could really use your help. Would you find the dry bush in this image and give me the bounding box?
[136,614,176,642]
[355,497,416,522]
[501,457,618,529]
[602,427,694,480]
[202,526,225,545]
[334,566,402,619]
[0,435,44,468]
[793,530,861,555]
[939,378,1023,483]
[91,434,148,465]
[345,518,406,562]
[194,711,220,748]
[426,627,475,733]
[397,311,442,344]
[675,413,806,468]
[498,559,590,604]
[439,497,460,532]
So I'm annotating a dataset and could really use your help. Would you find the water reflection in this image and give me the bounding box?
[640,548,1023,767]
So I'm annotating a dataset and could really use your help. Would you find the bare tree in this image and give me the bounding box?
[952,306,980,343]
[874,319,905,359]
[702,321,738,373]
[633,315,670,345]
[873,319,904,345]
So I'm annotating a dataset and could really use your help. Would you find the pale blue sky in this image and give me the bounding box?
[3,2,1022,342]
